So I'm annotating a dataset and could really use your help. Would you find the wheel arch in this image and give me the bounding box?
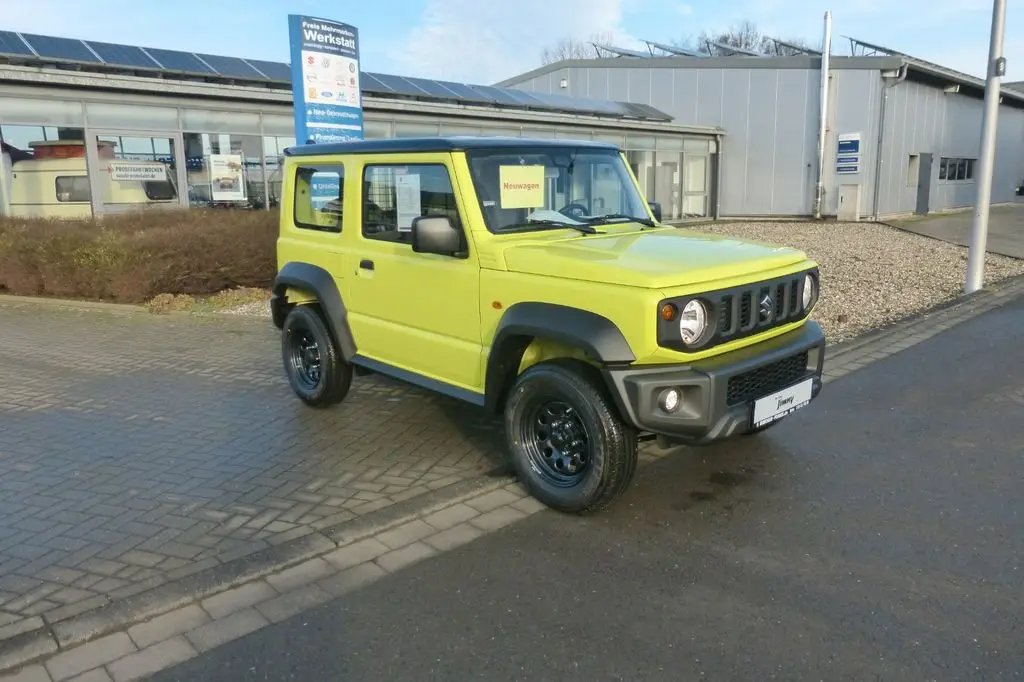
[271,262,357,362]
[483,302,635,414]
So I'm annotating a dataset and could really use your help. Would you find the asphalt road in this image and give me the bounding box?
[149,295,1024,681]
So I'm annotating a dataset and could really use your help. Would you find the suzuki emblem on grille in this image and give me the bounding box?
[759,293,774,321]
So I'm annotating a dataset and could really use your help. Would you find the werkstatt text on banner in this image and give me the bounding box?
[288,15,364,144]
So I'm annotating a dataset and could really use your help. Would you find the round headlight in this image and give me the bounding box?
[679,299,708,344]
[802,273,818,310]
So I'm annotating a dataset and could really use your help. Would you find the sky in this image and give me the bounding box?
[0,0,1021,85]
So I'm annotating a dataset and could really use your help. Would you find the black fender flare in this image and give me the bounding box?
[271,262,357,362]
[483,302,635,412]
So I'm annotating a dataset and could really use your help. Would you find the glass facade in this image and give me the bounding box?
[0,92,717,221]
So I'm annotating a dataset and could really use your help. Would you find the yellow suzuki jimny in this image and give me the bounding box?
[271,137,824,514]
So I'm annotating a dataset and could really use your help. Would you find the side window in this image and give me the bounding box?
[294,165,344,232]
[362,164,459,243]
[55,176,91,203]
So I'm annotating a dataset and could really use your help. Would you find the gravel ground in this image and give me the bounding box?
[222,221,1024,344]
[691,221,1024,343]
[222,298,272,317]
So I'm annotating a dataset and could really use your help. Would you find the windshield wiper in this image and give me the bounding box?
[586,213,656,228]
[501,219,600,235]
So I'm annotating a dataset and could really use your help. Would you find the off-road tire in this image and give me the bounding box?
[504,359,638,514]
[281,305,352,408]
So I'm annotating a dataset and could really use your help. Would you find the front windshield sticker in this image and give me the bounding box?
[395,172,421,231]
[499,165,545,209]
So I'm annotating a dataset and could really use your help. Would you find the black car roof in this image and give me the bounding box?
[283,135,622,157]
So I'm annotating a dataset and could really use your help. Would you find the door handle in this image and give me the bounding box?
[359,259,374,271]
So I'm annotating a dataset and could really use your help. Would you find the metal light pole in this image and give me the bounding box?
[965,0,1008,293]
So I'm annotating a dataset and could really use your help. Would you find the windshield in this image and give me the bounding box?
[465,146,652,233]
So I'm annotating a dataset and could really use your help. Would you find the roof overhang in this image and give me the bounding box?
[0,64,723,136]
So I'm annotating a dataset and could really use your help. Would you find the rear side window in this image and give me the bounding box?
[55,176,91,202]
[294,165,344,233]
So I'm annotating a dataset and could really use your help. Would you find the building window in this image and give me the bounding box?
[182,132,263,208]
[939,156,976,181]
[55,176,91,202]
[362,164,459,243]
[262,135,296,209]
[294,165,343,233]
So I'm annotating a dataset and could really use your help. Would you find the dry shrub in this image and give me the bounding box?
[0,208,277,303]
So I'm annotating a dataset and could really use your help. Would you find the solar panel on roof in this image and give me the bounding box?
[368,73,429,96]
[20,33,100,63]
[0,31,34,56]
[143,47,215,73]
[498,89,546,106]
[524,91,586,112]
[196,53,266,79]
[360,73,396,93]
[403,76,461,99]
[466,85,524,106]
[626,102,672,121]
[245,59,291,81]
[431,81,493,104]
[84,41,161,69]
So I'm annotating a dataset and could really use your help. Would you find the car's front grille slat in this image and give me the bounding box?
[714,274,806,344]
[726,350,809,406]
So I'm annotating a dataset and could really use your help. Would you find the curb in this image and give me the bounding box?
[0,473,513,674]
[0,294,147,314]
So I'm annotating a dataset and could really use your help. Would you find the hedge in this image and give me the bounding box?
[0,209,277,303]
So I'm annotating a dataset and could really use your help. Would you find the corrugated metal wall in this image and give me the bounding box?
[513,63,1024,219]
[875,79,1024,215]
[513,65,821,217]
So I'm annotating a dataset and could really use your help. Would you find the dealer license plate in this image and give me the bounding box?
[751,378,814,428]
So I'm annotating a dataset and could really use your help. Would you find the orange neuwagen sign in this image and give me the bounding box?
[499,165,545,209]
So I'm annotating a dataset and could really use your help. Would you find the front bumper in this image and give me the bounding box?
[603,321,826,446]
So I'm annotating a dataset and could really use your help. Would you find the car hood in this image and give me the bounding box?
[501,227,809,289]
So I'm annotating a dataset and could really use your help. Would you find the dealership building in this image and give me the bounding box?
[499,38,1024,220]
[1,29,1022,221]
[0,30,719,221]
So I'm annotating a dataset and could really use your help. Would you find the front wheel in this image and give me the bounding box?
[503,360,638,514]
[281,305,352,407]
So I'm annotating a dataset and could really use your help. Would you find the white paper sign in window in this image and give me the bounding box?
[395,172,421,232]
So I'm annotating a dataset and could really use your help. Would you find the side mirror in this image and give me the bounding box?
[647,200,662,222]
[412,215,462,255]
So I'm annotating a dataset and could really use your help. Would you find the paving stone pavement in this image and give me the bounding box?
[0,301,509,637]
[2,272,1022,680]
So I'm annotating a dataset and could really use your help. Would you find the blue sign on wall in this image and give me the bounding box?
[836,133,861,174]
[287,14,364,144]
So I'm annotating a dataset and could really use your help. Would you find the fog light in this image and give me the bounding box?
[658,388,681,413]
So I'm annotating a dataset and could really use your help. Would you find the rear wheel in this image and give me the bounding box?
[504,359,637,514]
[281,305,352,407]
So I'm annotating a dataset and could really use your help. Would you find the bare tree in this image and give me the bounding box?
[673,21,818,56]
[540,31,617,64]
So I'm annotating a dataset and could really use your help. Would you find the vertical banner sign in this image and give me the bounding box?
[288,14,364,144]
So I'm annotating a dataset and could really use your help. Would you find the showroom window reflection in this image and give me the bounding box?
[1,125,93,218]
[262,135,296,209]
[183,133,265,209]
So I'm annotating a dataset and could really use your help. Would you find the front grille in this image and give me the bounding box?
[716,275,804,343]
[726,351,809,406]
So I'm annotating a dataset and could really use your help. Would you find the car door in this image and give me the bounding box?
[344,152,483,396]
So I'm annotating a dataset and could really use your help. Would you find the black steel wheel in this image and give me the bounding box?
[521,399,592,487]
[281,305,352,407]
[504,359,637,514]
